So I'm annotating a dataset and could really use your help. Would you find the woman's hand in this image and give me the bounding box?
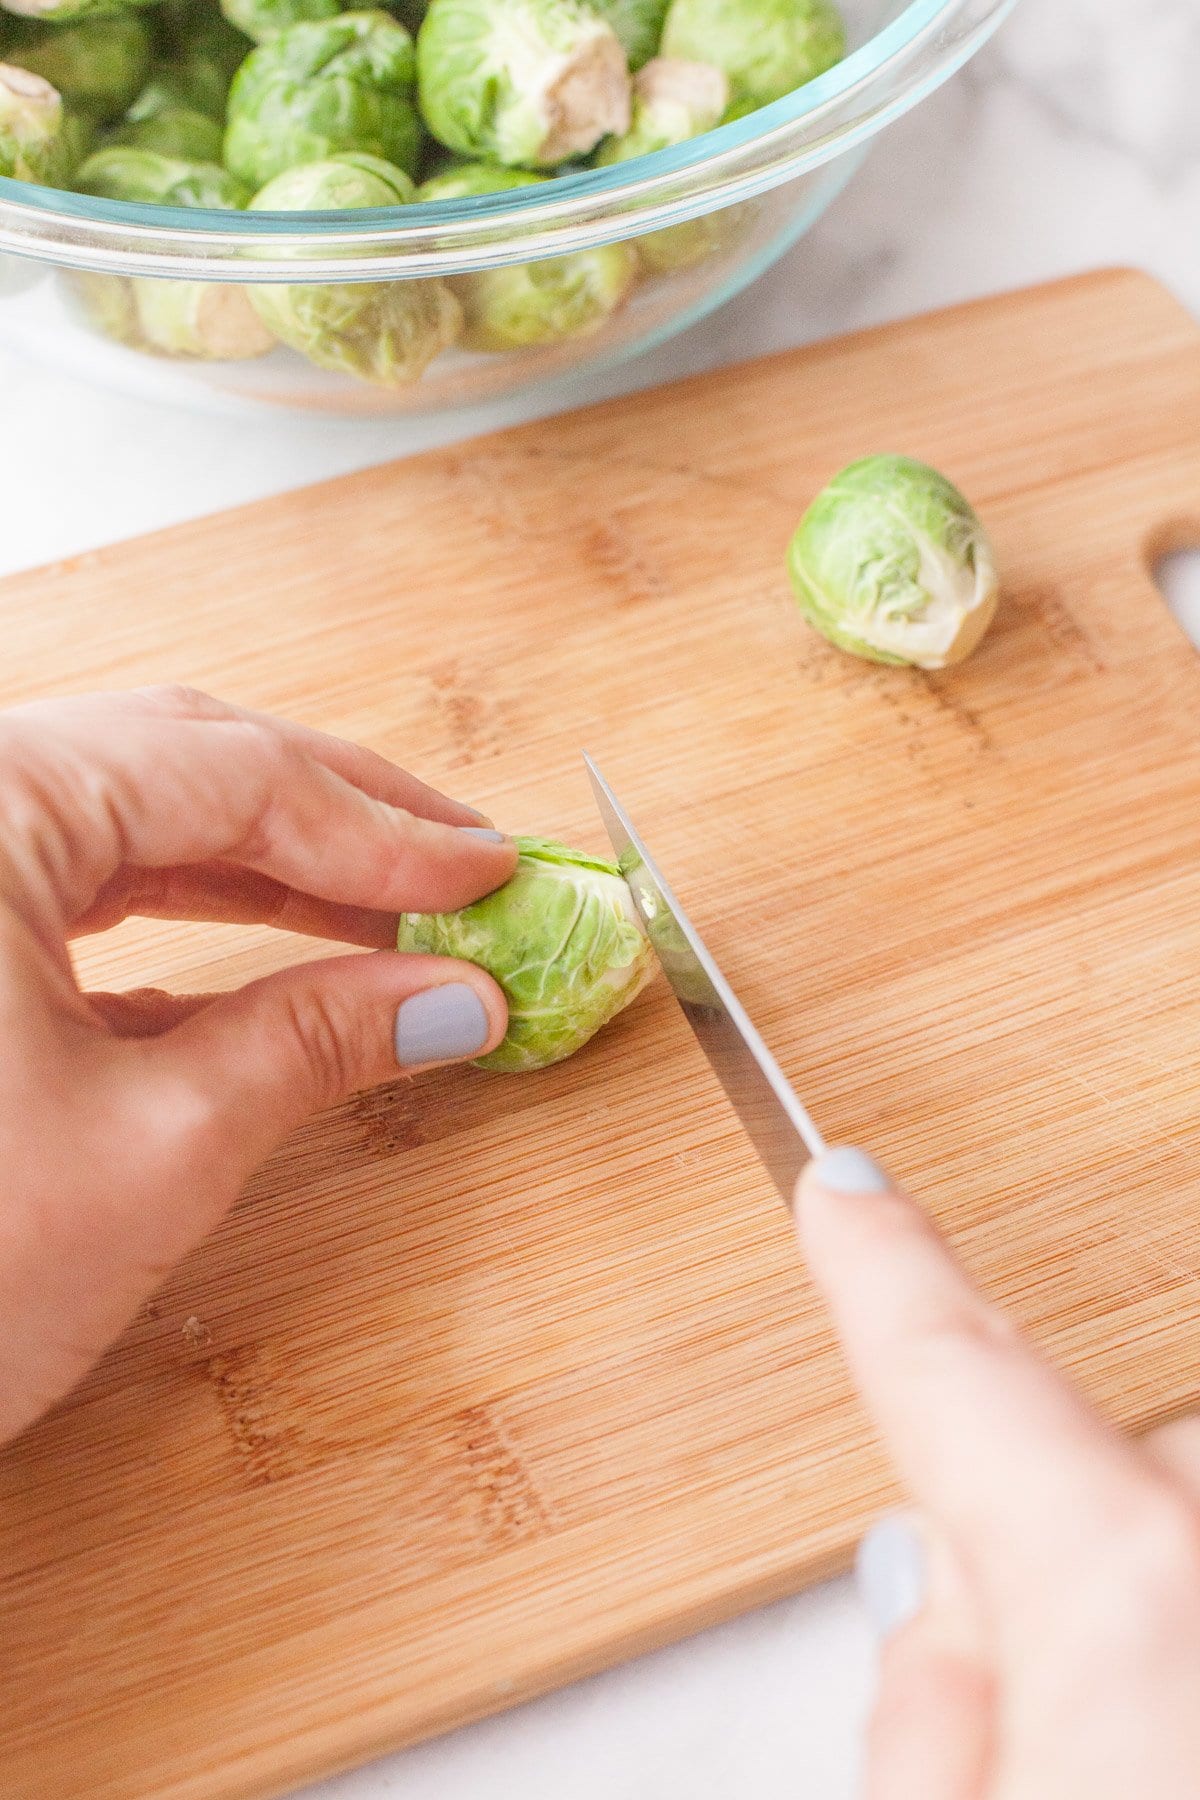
[795,1148,1200,1799]
[0,687,518,1445]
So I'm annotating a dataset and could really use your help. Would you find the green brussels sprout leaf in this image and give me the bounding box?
[224,11,421,188]
[75,143,250,205]
[396,836,657,1072]
[220,0,344,45]
[108,103,224,161]
[589,0,670,71]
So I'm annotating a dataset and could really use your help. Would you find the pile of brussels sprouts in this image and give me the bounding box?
[0,0,847,382]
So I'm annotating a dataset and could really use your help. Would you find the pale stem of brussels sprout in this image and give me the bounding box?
[135,279,276,359]
[0,63,53,107]
[0,62,68,183]
[634,54,726,121]
[537,29,630,162]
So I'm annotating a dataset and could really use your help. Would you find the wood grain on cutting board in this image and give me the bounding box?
[3,269,1200,1800]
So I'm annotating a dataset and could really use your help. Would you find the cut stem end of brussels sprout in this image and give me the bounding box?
[536,30,630,164]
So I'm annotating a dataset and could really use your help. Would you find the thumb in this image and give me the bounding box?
[158,950,508,1191]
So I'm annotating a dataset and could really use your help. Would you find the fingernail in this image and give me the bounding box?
[459,826,507,844]
[463,806,493,825]
[856,1513,926,1639]
[394,984,490,1067]
[811,1146,892,1194]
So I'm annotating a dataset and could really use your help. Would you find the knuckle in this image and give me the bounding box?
[908,1296,1026,1381]
[132,683,220,719]
[225,726,299,861]
[281,986,366,1110]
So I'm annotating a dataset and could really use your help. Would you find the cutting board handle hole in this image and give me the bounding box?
[1154,544,1200,650]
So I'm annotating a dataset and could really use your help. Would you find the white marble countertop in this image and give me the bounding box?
[3,1,1199,1793]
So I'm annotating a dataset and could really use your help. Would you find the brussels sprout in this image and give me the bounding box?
[128,63,230,126]
[396,837,656,1073]
[133,275,276,357]
[787,455,1001,670]
[416,0,631,170]
[108,103,224,160]
[65,269,140,342]
[415,157,539,203]
[224,12,420,187]
[220,0,343,44]
[6,14,153,123]
[661,0,845,111]
[136,6,251,120]
[0,61,71,182]
[68,144,273,360]
[590,0,669,71]
[415,164,637,349]
[459,242,638,350]
[248,154,462,385]
[75,144,250,205]
[595,58,729,272]
[595,54,726,161]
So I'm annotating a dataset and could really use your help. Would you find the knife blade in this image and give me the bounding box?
[584,754,824,1204]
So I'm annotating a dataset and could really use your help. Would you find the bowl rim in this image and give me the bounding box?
[0,0,1019,278]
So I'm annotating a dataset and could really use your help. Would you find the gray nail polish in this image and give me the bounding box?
[856,1514,926,1639]
[394,984,490,1067]
[459,826,507,844]
[813,1146,892,1194]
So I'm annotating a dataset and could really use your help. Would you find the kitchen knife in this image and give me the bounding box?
[584,754,825,1203]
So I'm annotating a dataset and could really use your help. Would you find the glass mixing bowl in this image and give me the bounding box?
[0,0,1017,417]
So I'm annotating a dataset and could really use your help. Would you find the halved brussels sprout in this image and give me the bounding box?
[224,11,420,188]
[787,455,1001,669]
[590,0,669,71]
[249,153,462,385]
[396,837,657,1072]
[0,61,71,182]
[108,103,224,161]
[5,14,153,123]
[416,0,631,169]
[661,0,845,111]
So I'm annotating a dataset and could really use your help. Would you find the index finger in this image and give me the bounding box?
[795,1147,1155,1605]
[1,712,517,929]
[10,687,491,828]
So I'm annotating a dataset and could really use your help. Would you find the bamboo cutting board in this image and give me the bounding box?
[3,268,1200,1800]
